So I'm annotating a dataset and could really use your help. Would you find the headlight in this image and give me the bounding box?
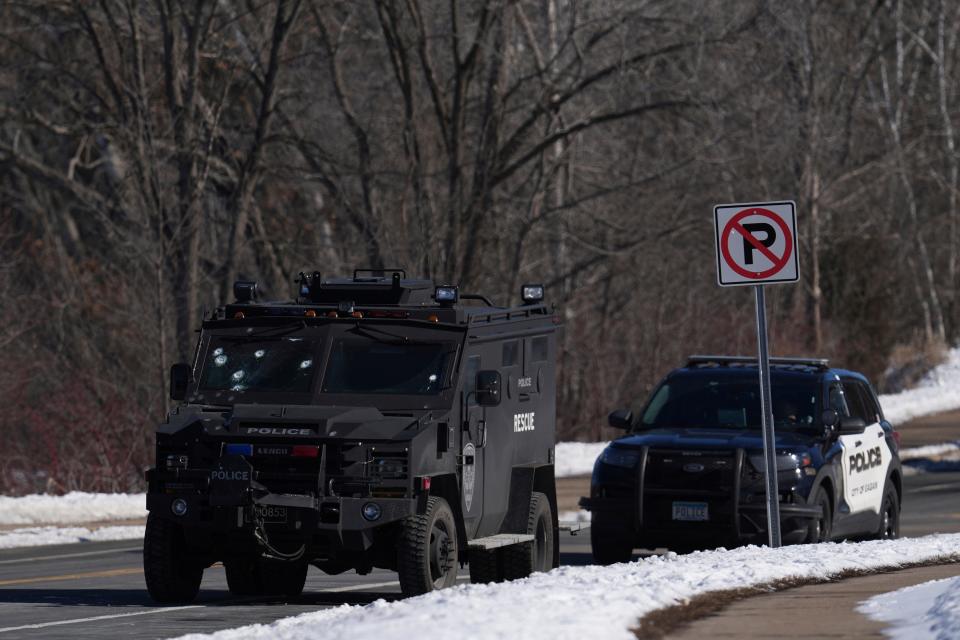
[600,447,641,469]
[748,453,811,473]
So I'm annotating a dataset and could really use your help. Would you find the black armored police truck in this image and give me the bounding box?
[144,271,561,603]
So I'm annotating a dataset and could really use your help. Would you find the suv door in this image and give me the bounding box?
[836,378,891,515]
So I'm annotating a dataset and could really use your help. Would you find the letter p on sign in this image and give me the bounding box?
[714,201,799,286]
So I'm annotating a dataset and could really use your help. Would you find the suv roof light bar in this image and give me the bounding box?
[686,355,830,370]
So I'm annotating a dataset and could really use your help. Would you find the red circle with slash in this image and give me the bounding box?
[720,208,793,279]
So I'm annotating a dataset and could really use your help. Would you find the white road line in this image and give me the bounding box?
[0,546,141,565]
[907,482,960,494]
[0,579,402,634]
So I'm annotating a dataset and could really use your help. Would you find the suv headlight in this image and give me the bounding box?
[600,447,640,469]
[748,453,810,473]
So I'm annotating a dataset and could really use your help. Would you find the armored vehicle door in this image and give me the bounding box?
[460,355,484,534]
[836,378,890,515]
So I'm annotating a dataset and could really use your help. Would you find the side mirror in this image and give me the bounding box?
[170,363,192,401]
[821,409,839,429]
[839,416,867,434]
[608,409,633,430]
[475,371,501,407]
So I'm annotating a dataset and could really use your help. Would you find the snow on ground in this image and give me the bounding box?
[880,347,960,425]
[0,491,146,526]
[859,575,960,639]
[175,534,960,640]
[0,525,145,549]
[900,442,960,461]
[554,442,606,478]
[554,347,960,478]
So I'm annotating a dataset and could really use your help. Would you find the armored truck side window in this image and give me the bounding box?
[530,336,548,363]
[502,340,520,367]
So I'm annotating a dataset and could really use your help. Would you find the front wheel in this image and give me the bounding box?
[590,512,634,565]
[143,514,203,604]
[805,486,833,544]
[873,484,900,540]
[397,496,459,596]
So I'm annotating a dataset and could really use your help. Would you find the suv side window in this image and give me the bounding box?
[841,380,869,421]
[829,383,850,417]
[854,382,882,423]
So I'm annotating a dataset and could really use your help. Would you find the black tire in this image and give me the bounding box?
[502,492,555,580]
[468,547,502,584]
[398,496,459,596]
[590,512,634,565]
[805,486,833,544]
[143,513,203,604]
[873,484,900,540]
[225,556,308,597]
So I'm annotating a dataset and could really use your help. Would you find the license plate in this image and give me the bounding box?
[672,501,709,521]
[253,505,287,523]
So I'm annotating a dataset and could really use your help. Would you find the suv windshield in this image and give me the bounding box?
[640,373,820,430]
[322,338,454,395]
[199,336,319,394]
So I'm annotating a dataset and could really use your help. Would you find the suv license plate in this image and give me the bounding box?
[672,501,708,521]
[254,505,287,523]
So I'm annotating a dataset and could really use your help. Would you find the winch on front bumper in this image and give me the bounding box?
[579,447,823,546]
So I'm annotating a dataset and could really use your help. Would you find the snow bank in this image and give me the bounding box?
[554,347,960,478]
[880,347,960,425]
[900,443,960,461]
[859,575,960,639]
[175,534,960,640]
[0,492,146,526]
[554,442,605,478]
[0,525,145,549]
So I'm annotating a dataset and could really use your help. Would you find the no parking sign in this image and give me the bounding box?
[711,199,800,550]
[714,201,799,286]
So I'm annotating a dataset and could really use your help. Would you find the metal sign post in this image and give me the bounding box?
[714,200,798,549]
[754,285,781,547]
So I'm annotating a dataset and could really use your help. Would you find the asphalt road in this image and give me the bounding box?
[0,471,957,640]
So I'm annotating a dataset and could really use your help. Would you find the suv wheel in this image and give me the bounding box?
[398,496,459,596]
[873,484,900,540]
[806,486,832,543]
[502,492,555,579]
[225,556,308,597]
[143,514,203,603]
[590,512,634,565]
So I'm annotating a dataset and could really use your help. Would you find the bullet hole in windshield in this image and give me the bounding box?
[214,355,228,367]
[254,349,266,359]
[213,347,224,356]
[428,374,438,383]
[231,370,245,381]
[300,359,313,369]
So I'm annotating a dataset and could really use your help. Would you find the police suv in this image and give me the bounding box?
[144,271,561,602]
[581,356,902,563]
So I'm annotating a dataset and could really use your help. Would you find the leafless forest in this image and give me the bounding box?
[1,1,958,493]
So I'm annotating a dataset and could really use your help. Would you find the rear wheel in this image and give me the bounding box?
[143,514,203,604]
[873,484,900,540]
[225,556,308,597]
[502,492,555,579]
[805,486,833,544]
[397,496,459,596]
[590,512,634,565]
